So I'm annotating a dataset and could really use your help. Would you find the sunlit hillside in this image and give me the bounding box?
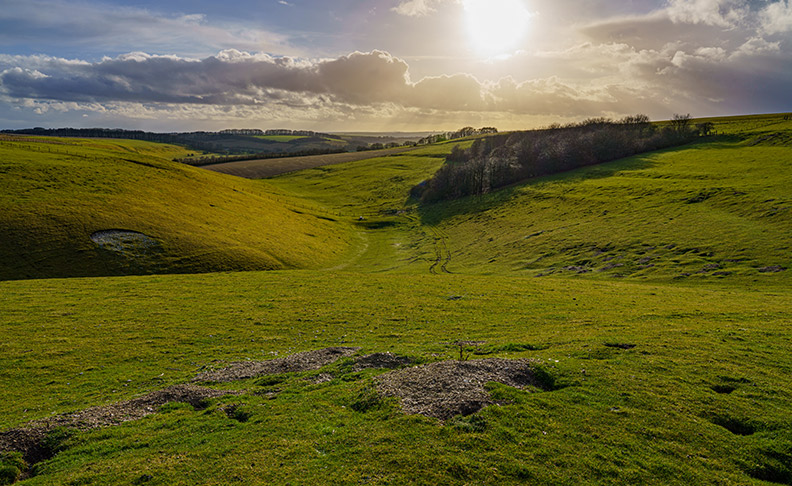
[0,136,354,280]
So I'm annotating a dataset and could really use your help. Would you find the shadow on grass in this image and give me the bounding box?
[414,135,753,225]
[415,148,672,226]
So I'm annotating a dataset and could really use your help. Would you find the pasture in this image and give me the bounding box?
[0,113,790,485]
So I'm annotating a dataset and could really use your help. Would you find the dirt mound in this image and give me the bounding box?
[353,353,414,371]
[375,359,544,420]
[0,385,235,463]
[194,347,360,383]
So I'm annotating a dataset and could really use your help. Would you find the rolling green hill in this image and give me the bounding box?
[267,115,791,282]
[0,136,354,280]
[1,114,791,485]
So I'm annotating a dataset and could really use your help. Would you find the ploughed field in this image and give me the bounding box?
[0,113,790,485]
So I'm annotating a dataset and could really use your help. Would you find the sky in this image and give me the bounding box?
[0,0,791,132]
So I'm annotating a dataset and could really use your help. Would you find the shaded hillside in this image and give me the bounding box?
[0,135,354,280]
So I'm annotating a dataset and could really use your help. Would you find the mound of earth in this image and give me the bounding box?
[194,347,360,382]
[0,385,235,463]
[353,352,414,371]
[375,359,544,420]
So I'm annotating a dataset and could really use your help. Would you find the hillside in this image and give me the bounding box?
[417,128,792,281]
[0,114,790,485]
[0,136,354,280]
[266,114,791,282]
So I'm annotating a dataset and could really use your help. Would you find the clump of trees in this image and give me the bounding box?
[417,127,498,145]
[413,115,704,203]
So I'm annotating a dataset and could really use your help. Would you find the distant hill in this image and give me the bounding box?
[0,127,425,158]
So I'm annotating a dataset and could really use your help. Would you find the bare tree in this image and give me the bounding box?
[671,113,692,134]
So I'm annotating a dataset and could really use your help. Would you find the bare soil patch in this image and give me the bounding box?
[193,347,360,382]
[91,230,160,254]
[758,265,786,273]
[375,358,545,420]
[0,385,235,464]
[353,352,414,371]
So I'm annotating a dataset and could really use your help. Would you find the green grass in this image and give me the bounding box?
[1,114,791,484]
[1,272,790,484]
[0,136,355,279]
[417,141,792,281]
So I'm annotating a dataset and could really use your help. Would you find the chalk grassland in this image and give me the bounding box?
[266,118,791,282]
[417,137,792,281]
[1,272,790,485]
[0,114,790,484]
[0,135,355,280]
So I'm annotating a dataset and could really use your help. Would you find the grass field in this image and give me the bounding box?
[203,145,421,179]
[1,114,791,485]
[0,135,354,280]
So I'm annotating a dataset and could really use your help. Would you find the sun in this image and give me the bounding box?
[463,0,531,57]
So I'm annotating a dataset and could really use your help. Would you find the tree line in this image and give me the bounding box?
[417,126,498,145]
[412,115,705,203]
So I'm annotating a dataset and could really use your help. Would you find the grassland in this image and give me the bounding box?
[1,114,791,485]
[0,135,354,280]
[203,145,421,179]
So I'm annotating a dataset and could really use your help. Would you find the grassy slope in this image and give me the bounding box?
[0,136,354,279]
[424,137,791,281]
[270,122,791,283]
[1,115,791,484]
[1,272,790,485]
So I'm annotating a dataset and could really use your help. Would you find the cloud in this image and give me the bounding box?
[665,0,749,28]
[760,0,792,33]
[4,0,792,133]
[0,0,292,57]
[392,0,449,17]
[0,49,641,117]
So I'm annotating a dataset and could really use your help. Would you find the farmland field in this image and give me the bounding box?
[202,145,421,179]
[1,114,791,485]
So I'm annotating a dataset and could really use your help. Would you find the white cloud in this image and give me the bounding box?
[760,0,792,33]
[665,0,749,27]
[392,0,448,17]
[0,0,293,57]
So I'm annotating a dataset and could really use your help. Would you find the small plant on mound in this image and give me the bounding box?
[451,340,485,361]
